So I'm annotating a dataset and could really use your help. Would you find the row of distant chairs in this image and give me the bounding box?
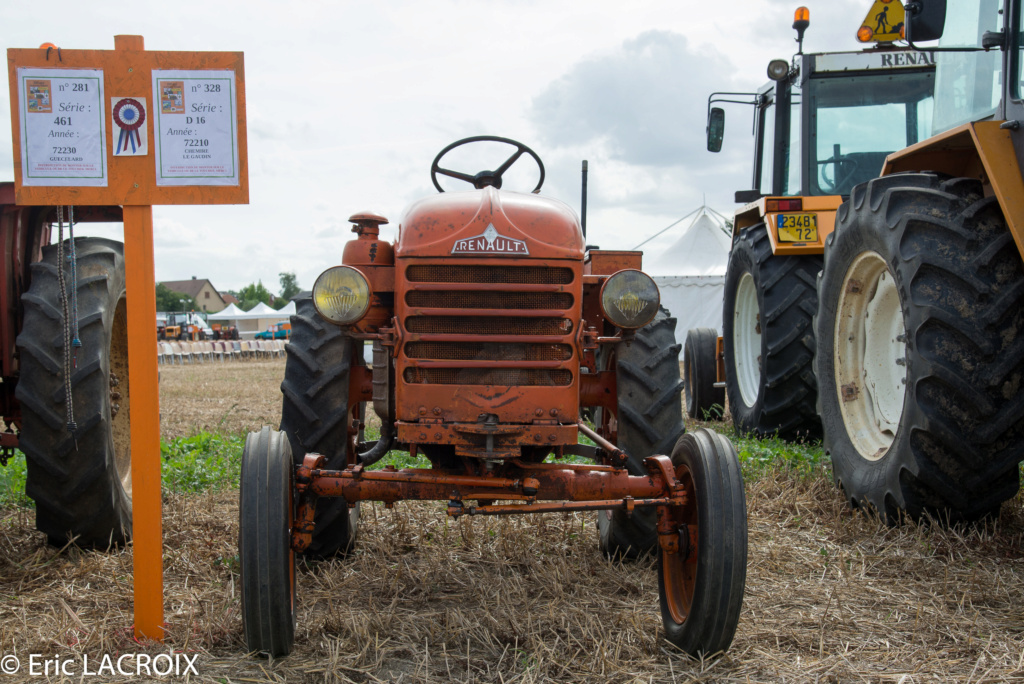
[158,339,287,364]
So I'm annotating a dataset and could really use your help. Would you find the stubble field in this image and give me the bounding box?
[0,358,1020,682]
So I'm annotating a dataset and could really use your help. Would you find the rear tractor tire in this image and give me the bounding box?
[684,328,724,421]
[596,306,687,559]
[280,295,359,557]
[240,427,296,657]
[658,428,747,657]
[15,238,133,548]
[815,173,1024,523]
[723,224,820,439]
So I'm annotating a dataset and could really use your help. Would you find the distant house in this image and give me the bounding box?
[222,293,240,306]
[160,276,227,313]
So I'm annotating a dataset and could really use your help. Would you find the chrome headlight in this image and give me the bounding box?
[600,269,660,329]
[312,266,372,325]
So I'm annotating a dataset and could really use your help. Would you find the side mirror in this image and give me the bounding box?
[906,0,946,42]
[735,190,764,204]
[707,107,725,153]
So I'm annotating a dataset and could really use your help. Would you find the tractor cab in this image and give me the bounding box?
[747,47,934,199]
[709,5,936,202]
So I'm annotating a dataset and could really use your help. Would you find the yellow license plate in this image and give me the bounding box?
[776,213,818,242]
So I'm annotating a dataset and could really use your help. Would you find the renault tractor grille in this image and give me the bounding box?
[406,291,573,310]
[406,342,573,362]
[407,265,573,285]
[403,368,573,386]
[406,316,573,336]
[400,262,579,387]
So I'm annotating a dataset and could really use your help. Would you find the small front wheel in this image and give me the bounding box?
[658,428,747,657]
[240,427,296,657]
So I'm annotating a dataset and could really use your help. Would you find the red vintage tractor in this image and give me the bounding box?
[0,182,133,547]
[239,137,749,658]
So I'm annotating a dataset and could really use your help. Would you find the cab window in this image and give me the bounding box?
[933,0,1003,130]
[809,70,934,195]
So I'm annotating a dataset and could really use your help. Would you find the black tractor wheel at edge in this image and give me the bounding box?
[279,294,359,557]
[15,237,133,548]
[814,173,1024,523]
[596,306,687,559]
[723,223,821,439]
[658,428,747,657]
[684,327,725,421]
[240,426,296,657]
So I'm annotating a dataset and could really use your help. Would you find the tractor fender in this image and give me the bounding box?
[883,121,1024,260]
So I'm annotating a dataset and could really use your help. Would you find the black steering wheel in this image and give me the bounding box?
[818,155,860,194]
[431,135,545,193]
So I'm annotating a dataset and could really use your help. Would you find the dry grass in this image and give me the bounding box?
[158,359,286,439]
[0,362,1019,682]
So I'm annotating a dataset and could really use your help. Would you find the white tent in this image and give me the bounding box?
[207,303,246,320]
[206,301,289,337]
[639,208,732,345]
[276,300,296,317]
[243,302,279,317]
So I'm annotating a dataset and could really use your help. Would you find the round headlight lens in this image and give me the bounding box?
[312,266,372,325]
[600,269,660,329]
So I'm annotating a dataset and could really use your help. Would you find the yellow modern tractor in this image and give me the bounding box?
[696,4,936,438]
[814,0,1024,523]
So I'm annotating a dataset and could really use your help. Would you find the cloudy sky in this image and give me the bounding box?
[3,0,870,296]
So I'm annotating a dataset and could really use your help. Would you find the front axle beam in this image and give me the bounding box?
[291,452,686,552]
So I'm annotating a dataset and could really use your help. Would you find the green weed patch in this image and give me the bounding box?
[162,432,244,493]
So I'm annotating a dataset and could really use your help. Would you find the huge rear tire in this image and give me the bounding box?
[658,428,747,657]
[596,307,686,559]
[684,328,724,420]
[240,427,296,657]
[279,294,359,557]
[815,174,1024,523]
[723,224,820,439]
[15,238,132,548]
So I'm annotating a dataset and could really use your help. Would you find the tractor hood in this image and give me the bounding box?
[395,187,584,260]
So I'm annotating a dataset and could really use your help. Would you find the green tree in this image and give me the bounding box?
[237,280,274,311]
[279,272,301,302]
[155,283,196,312]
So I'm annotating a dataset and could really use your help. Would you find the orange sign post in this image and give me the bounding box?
[7,35,248,640]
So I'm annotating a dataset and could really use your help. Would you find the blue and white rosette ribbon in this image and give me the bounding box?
[113,98,145,154]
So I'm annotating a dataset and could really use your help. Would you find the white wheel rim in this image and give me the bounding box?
[733,272,761,408]
[834,251,907,461]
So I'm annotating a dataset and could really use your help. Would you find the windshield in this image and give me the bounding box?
[932,0,1003,131]
[808,70,934,195]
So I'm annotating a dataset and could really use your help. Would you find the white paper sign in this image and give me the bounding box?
[152,70,239,186]
[17,68,107,186]
[111,96,148,156]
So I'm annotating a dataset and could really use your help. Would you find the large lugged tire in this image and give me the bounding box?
[684,328,724,420]
[723,224,820,438]
[279,294,358,557]
[15,238,132,548]
[815,174,1024,523]
[658,428,747,657]
[240,427,296,657]
[597,306,686,559]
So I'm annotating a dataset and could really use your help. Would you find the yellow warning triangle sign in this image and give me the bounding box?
[857,0,906,43]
